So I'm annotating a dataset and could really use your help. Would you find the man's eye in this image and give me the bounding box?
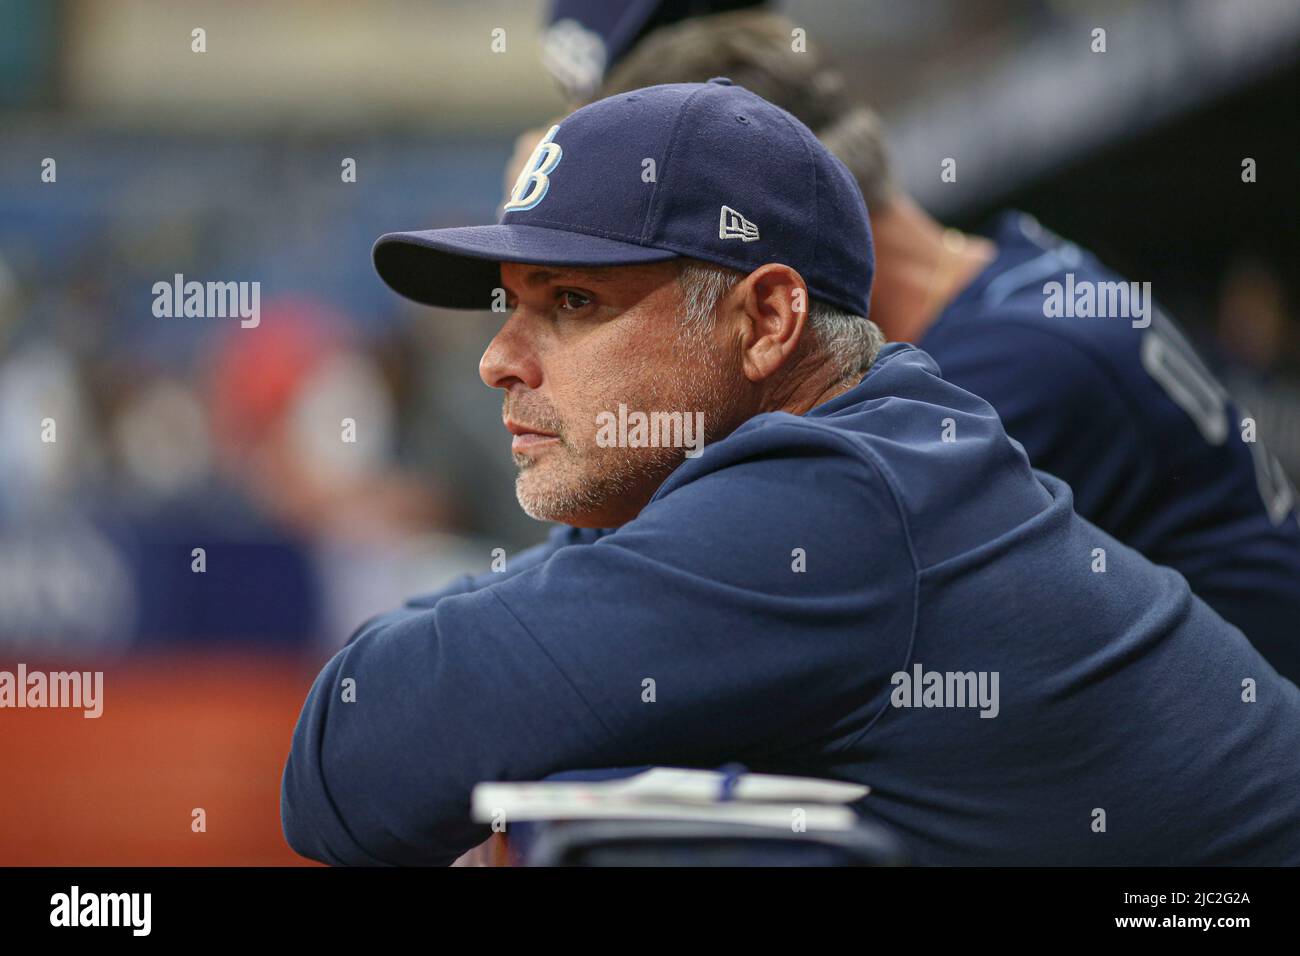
[557,290,591,311]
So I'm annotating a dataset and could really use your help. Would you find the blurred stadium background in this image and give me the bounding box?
[0,0,1296,864]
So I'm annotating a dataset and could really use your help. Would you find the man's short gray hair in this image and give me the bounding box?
[599,9,897,212]
[676,260,885,380]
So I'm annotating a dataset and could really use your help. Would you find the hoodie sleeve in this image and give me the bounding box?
[280,420,914,865]
[399,524,612,612]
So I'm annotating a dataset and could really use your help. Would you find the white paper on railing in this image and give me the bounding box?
[471,767,870,831]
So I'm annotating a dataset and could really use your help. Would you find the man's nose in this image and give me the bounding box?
[479,311,542,392]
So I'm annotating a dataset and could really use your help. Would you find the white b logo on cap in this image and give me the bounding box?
[505,125,563,213]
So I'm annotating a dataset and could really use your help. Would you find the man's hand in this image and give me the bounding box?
[451,833,510,867]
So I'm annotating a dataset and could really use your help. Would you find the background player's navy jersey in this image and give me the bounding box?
[921,212,1300,681]
[282,345,1300,867]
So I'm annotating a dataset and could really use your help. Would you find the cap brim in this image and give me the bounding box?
[372,223,679,310]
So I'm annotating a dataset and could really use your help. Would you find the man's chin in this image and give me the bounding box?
[514,469,587,525]
[515,489,598,526]
[514,470,631,528]
[513,447,689,526]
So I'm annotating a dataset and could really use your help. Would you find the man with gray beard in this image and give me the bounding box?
[282,80,1300,866]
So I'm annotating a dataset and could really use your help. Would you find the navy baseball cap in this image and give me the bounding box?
[542,0,768,101]
[372,78,874,317]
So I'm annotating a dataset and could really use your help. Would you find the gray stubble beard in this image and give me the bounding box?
[512,329,741,525]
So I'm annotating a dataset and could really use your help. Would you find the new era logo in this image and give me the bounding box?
[719,205,759,242]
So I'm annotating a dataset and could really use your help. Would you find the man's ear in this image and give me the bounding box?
[735,264,810,383]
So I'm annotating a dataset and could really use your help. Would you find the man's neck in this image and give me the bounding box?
[869,196,997,344]
[773,359,865,418]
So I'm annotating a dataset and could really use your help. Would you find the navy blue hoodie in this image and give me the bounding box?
[282,344,1300,865]
[921,212,1300,679]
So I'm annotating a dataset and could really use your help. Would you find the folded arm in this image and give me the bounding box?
[281,421,910,865]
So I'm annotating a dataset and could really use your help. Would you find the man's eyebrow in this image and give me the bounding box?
[514,266,635,286]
